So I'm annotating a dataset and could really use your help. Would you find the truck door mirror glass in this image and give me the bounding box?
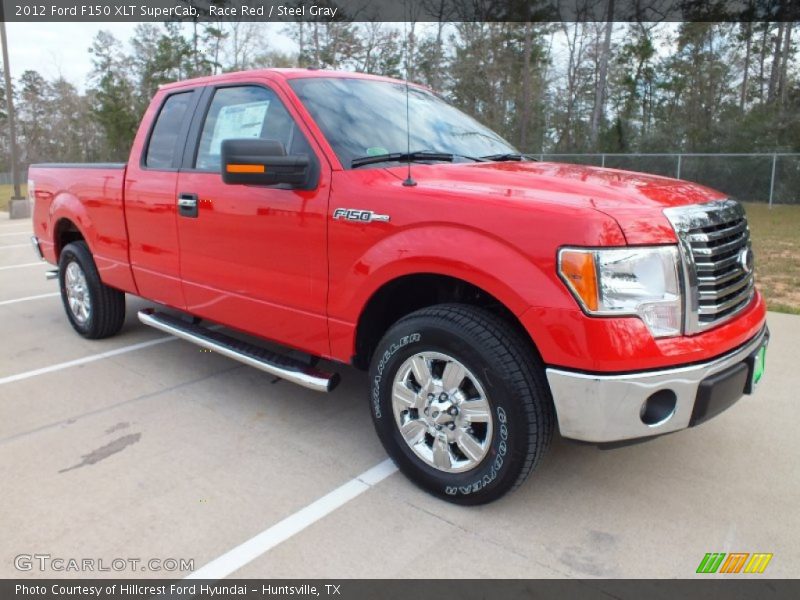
[221,138,312,188]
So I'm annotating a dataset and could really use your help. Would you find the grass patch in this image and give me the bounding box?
[0,183,28,212]
[743,202,800,315]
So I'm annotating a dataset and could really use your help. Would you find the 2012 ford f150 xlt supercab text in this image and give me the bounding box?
[29,69,768,504]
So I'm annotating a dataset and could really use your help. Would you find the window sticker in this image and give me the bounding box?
[208,100,270,156]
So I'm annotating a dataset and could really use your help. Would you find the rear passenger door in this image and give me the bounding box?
[125,89,200,308]
[174,83,332,357]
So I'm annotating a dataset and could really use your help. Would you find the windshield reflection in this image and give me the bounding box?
[289,77,518,169]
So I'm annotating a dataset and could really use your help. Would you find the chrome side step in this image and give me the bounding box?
[137,309,340,392]
[45,270,58,280]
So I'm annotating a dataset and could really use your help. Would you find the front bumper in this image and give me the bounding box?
[545,326,769,442]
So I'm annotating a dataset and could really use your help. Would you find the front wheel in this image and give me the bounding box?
[59,241,126,339]
[368,304,554,505]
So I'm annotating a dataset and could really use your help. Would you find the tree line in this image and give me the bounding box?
[0,16,797,171]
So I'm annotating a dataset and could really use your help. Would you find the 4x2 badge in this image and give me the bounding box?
[333,208,390,223]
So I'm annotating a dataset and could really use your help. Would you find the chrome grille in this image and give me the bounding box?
[664,199,755,334]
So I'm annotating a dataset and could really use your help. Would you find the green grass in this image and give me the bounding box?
[744,202,800,315]
[0,183,27,212]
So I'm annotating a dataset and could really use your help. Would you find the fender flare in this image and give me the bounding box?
[50,191,94,258]
[330,223,568,325]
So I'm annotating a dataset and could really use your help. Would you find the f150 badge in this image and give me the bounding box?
[333,208,390,223]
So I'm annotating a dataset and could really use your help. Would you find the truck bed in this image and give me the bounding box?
[30,163,137,295]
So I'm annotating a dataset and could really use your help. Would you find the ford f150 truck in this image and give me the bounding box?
[29,69,768,504]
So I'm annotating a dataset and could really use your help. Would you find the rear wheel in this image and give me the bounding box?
[59,241,126,339]
[368,304,554,505]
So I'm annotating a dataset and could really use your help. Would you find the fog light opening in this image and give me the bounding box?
[640,390,677,427]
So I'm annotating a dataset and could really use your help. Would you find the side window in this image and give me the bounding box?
[194,85,311,171]
[144,92,193,169]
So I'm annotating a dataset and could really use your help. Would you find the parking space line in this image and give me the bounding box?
[0,232,31,237]
[0,243,33,249]
[0,262,46,271]
[0,336,176,386]
[185,459,398,580]
[0,293,59,306]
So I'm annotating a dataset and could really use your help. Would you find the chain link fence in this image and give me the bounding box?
[536,153,800,205]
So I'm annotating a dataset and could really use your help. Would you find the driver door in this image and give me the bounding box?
[175,83,331,357]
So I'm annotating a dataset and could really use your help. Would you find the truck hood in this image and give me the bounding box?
[386,161,727,244]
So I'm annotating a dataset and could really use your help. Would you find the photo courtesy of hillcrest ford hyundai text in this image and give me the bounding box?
[28,68,769,505]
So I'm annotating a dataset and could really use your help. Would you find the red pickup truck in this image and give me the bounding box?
[30,69,768,504]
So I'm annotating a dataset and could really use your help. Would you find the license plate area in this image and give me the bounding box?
[744,342,767,394]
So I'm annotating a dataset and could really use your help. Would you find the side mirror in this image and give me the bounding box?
[220,138,313,188]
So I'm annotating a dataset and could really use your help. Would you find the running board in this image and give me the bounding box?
[137,309,339,392]
[45,269,58,280]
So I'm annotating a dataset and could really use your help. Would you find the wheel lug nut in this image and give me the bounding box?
[423,408,429,415]
[448,406,458,416]
[432,411,439,418]
[427,393,435,400]
[439,392,448,401]
[448,422,455,430]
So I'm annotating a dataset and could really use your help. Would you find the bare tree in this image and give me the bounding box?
[777,22,793,106]
[589,0,615,147]
[520,22,534,149]
[767,21,785,103]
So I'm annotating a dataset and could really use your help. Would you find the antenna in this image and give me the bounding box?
[402,5,416,187]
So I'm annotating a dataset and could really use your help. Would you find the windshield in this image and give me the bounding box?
[288,77,518,169]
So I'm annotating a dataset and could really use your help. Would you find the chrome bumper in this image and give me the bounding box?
[545,327,769,443]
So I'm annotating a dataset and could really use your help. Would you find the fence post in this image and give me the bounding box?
[601,154,606,167]
[676,154,682,179]
[768,153,777,208]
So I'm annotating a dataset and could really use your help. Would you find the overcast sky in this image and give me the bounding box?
[4,23,144,89]
[3,21,678,94]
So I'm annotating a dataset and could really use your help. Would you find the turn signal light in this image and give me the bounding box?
[559,250,599,312]
[226,163,265,173]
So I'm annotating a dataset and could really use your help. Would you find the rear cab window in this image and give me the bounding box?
[144,91,194,169]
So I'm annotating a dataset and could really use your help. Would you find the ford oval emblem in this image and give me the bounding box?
[739,247,754,274]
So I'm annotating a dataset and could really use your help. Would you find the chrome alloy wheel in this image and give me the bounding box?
[65,261,92,324]
[392,352,493,473]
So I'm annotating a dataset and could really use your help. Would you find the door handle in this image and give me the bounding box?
[177,193,198,218]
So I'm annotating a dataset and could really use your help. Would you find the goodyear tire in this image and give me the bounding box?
[59,241,126,339]
[369,304,554,505]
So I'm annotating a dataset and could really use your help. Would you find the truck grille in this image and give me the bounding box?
[664,199,755,334]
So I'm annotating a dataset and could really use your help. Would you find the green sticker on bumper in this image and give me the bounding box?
[753,345,766,386]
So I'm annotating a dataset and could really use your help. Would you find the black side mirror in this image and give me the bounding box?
[220,138,313,188]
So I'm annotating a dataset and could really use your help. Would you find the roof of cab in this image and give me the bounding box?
[158,68,408,92]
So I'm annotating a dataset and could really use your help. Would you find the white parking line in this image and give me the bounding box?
[0,336,175,386]
[0,231,31,237]
[185,459,398,580]
[0,262,46,271]
[0,243,32,249]
[0,292,59,306]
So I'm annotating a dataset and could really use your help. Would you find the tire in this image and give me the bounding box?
[368,303,554,505]
[59,241,126,339]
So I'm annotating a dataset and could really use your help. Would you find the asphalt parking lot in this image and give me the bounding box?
[1,214,798,580]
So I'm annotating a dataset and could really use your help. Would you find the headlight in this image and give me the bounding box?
[558,246,683,338]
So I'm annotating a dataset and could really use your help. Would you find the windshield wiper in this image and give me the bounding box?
[351,151,486,169]
[481,153,533,162]
[352,151,453,168]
